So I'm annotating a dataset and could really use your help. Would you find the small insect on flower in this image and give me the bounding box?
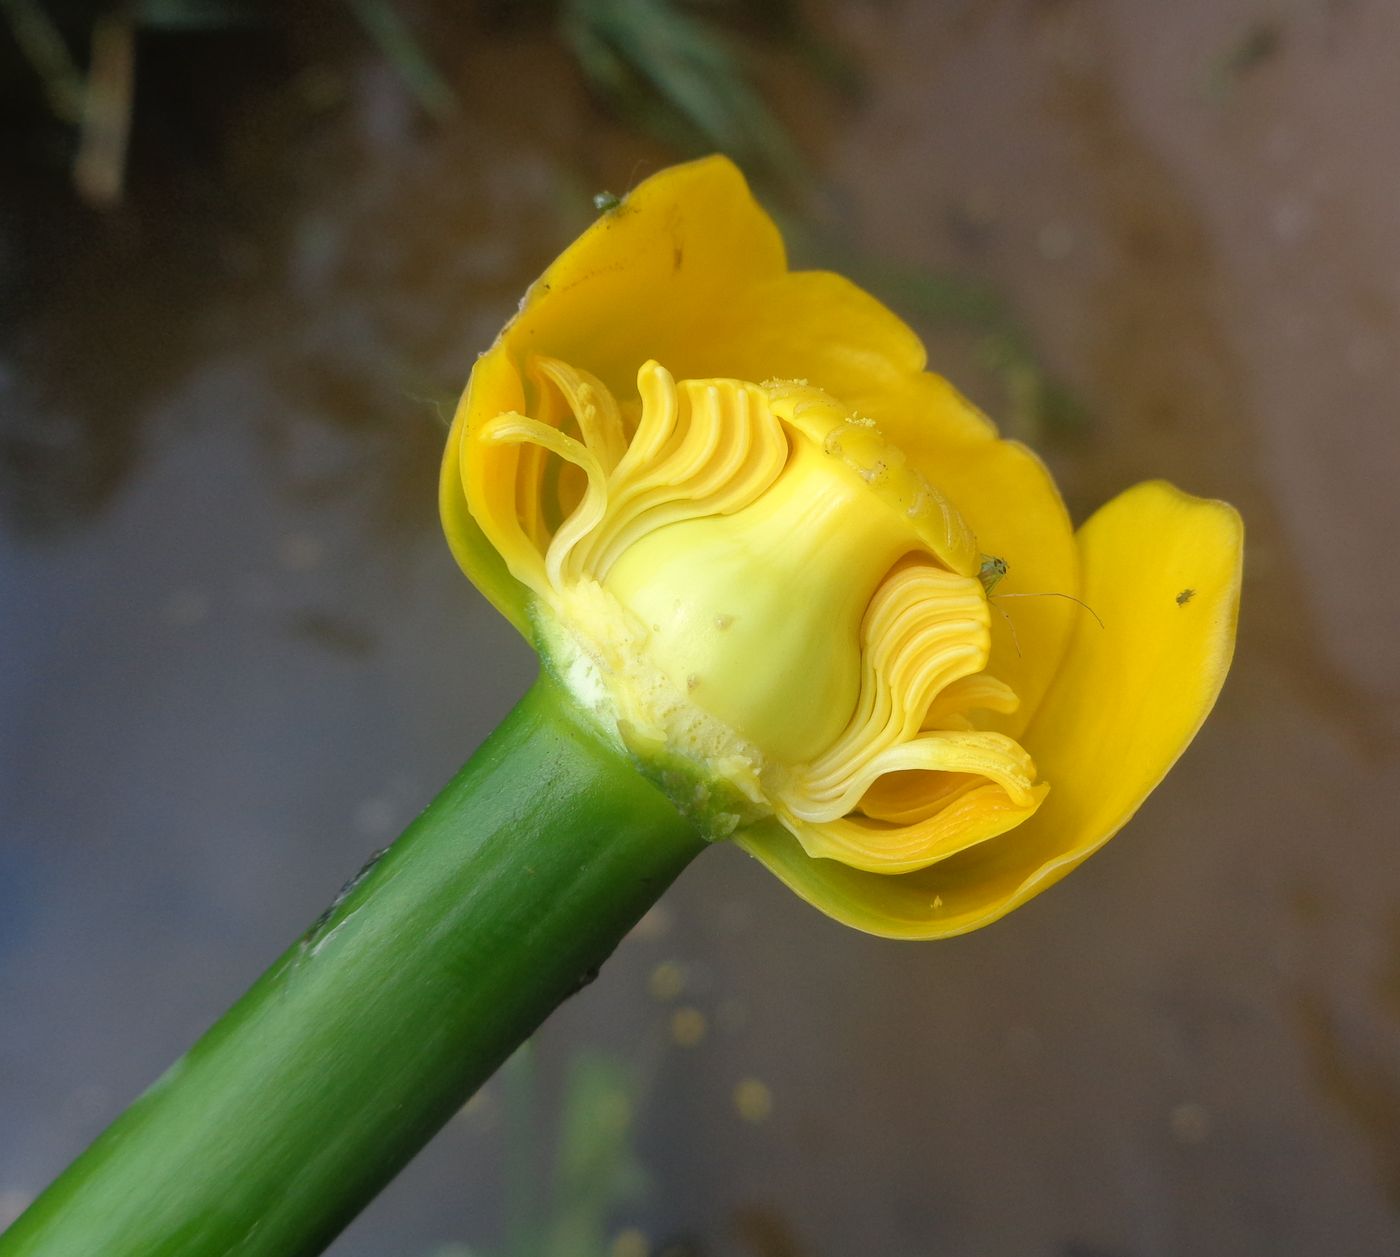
[593,190,623,213]
[1177,588,1195,605]
[978,554,1009,595]
[979,555,1105,631]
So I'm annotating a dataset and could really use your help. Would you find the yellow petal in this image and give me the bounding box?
[499,156,788,400]
[739,481,1242,938]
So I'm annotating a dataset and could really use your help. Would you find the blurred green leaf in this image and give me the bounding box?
[136,0,262,29]
[450,1045,646,1257]
[545,1054,646,1257]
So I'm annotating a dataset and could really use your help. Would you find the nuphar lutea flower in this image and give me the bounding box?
[441,157,1243,938]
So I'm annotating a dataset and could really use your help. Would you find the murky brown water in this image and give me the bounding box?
[4,3,1399,1255]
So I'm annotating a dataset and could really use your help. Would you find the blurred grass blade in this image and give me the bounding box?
[73,10,135,208]
[545,1053,645,1257]
[560,0,804,185]
[136,0,262,29]
[346,0,458,120]
[1,0,84,122]
[502,1043,542,1257]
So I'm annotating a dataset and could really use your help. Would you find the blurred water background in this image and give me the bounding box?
[3,3,1400,1255]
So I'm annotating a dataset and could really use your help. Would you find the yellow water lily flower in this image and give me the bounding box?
[440,156,1243,939]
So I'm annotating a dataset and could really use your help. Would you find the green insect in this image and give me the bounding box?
[978,555,1009,595]
[593,162,648,215]
[976,553,1104,655]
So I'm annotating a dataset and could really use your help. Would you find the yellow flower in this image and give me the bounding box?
[440,157,1242,939]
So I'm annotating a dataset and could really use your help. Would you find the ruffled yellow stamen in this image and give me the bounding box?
[466,354,1047,872]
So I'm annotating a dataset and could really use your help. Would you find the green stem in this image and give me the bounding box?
[1,672,704,1257]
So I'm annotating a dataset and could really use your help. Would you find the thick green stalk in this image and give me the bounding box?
[1,672,705,1257]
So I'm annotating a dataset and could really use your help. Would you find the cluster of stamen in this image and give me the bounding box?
[467,355,1047,871]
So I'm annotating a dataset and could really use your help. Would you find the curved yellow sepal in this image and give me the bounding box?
[441,348,532,633]
[738,481,1243,938]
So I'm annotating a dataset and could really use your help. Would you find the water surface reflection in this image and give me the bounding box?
[4,4,1399,1256]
